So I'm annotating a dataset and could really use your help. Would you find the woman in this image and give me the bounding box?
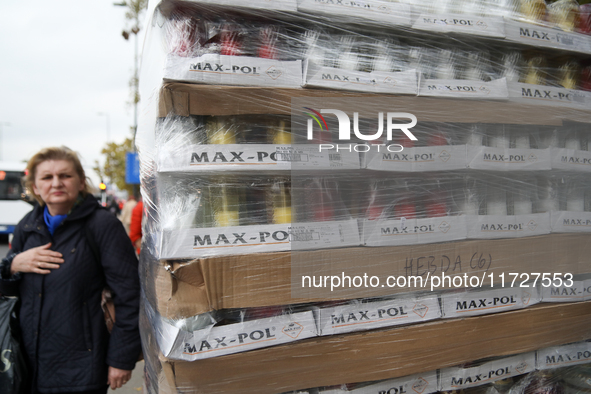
[119,196,137,235]
[129,198,143,255]
[0,147,142,393]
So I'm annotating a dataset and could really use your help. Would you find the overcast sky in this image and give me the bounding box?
[0,0,144,186]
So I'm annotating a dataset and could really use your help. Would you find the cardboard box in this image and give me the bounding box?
[157,311,317,361]
[507,82,591,109]
[439,352,536,391]
[157,302,591,394]
[160,219,361,259]
[536,341,591,370]
[551,211,591,233]
[364,145,467,172]
[466,146,551,171]
[164,54,303,88]
[504,19,591,54]
[317,294,441,336]
[303,61,418,95]
[158,83,591,126]
[158,143,360,172]
[412,13,505,38]
[441,287,540,319]
[541,277,591,303]
[297,0,411,27]
[316,371,439,394]
[155,233,591,319]
[551,148,591,172]
[418,78,508,99]
[466,213,551,239]
[362,216,467,247]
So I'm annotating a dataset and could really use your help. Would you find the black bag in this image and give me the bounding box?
[0,296,27,394]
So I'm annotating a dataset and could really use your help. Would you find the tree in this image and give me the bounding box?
[119,0,148,110]
[95,1,148,197]
[93,138,134,196]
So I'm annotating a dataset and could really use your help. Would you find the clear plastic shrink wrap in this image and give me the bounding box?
[136,0,591,393]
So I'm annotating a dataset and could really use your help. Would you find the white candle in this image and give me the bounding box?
[565,135,581,150]
[487,189,507,215]
[567,189,585,212]
[490,131,510,149]
[513,194,533,215]
[513,134,530,149]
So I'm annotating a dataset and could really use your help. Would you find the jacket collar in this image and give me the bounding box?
[64,194,100,222]
[24,194,100,230]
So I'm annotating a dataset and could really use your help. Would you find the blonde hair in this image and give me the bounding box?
[25,146,91,205]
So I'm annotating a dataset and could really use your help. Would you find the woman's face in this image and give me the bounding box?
[32,159,84,215]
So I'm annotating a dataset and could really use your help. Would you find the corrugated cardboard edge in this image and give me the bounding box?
[161,302,591,394]
[158,82,591,124]
[159,87,189,117]
[155,234,591,318]
[155,261,212,319]
[159,353,178,394]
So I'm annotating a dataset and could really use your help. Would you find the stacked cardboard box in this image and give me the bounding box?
[137,0,591,393]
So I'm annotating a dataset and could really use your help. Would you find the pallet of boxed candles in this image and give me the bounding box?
[136,1,591,393]
[145,306,591,394]
[156,0,591,105]
[152,169,591,259]
[168,0,591,50]
[146,276,585,364]
[155,173,362,258]
[297,344,591,394]
[156,115,591,174]
[362,171,591,245]
[151,101,591,256]
[148,291,443,362]
[155,114,361,171]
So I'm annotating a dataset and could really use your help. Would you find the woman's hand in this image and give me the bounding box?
[11,243,64,275]
[108,366,132,390]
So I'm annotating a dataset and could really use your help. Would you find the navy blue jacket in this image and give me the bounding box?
[0,194,141,393]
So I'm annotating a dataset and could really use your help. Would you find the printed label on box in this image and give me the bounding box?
[348,371,439,394]
[364,145,467,171]
[551,211,591,233]
[508,82,591,108]
[413,14,505,38]
[157,144,360,172]
[537,342,591,370]
[298,0,411,26]
[466,213,551,239]
[505,20,591,54]
[467,146,551,171]
[154,313,181,359]
[304,61,418,95]
[363,216,466,247]
[160,219,361,258]
[187,0,298,11]
[541,278,591,302]
[163,311,317,361]
[551,148,591,171]
[291,219,361,250]
[418,78,508,99]
[319,295,441,335]
[282,145,361,169]
[440,353,536,390]
[164,54,302,87]
[441,287,540,318]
